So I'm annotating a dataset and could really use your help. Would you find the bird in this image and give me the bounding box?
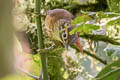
[45,9,83,52]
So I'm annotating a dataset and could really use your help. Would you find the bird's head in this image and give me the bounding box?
[45,9,77,50]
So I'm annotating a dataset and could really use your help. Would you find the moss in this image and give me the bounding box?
[47,47,79,80]
[47,47,65,80]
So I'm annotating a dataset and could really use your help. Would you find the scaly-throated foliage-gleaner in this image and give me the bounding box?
[45,9,83,52]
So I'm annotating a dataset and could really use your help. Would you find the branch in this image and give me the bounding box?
[80,34,120,45]
[37,43,55,53]
[71,45,107,65]
[17,66,39,80]
[83,50,107,65]
[35,0,49,80]
[38,68,43,80]
[25,11,46,18]
[82,11,120,16]
[17,66,43,80]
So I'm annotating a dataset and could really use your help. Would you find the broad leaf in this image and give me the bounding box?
[70,24,100,35]
[72,15,92,25]
[106,18,120,26]
[95,59,120,80]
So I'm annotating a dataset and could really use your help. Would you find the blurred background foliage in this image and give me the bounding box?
[2,0,120,80]
[0,0,14,78]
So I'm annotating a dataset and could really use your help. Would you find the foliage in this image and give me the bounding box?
[95,59,120,80]
[10,0,120,80]
[1,74,34,80]
[47,47,79,80]
[69,11,120,80]
[104,45,120,61]
[71,15,92,25]
[47,47,65,80]
[107,0,120,12]
[70,24,100,35]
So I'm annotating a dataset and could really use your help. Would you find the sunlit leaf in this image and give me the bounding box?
[70,24,100,35]
[72,15,92,25]
[98,11,108,18]
[106,18,120,26]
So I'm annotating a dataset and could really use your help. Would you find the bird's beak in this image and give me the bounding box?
[64,43,69,51]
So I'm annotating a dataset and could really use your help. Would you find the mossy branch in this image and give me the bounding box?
[35,0,49,80]
[80,34,120,45]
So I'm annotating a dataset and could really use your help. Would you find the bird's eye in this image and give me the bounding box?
[62,32,67,39]
[63,33,66,37]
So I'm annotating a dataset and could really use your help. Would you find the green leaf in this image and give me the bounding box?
[71,15,92,25]
[106,18,120,26]
[105,46,120,57]
[95,59,120,80]
[98,11,108,18]
[106,48,115,57]
[97,11,118,18]
[70,24,100,35]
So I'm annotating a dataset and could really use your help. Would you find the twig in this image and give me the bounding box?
[37,43,55,53]
[72,45,107,65]
[25,11,46,18]
[81,11,120,16]
[38,68,43,80]
[17,66,39,80]
[83,50,107,65]
[80,34,120,46]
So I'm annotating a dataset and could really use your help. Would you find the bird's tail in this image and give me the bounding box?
[75,37,83,53]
